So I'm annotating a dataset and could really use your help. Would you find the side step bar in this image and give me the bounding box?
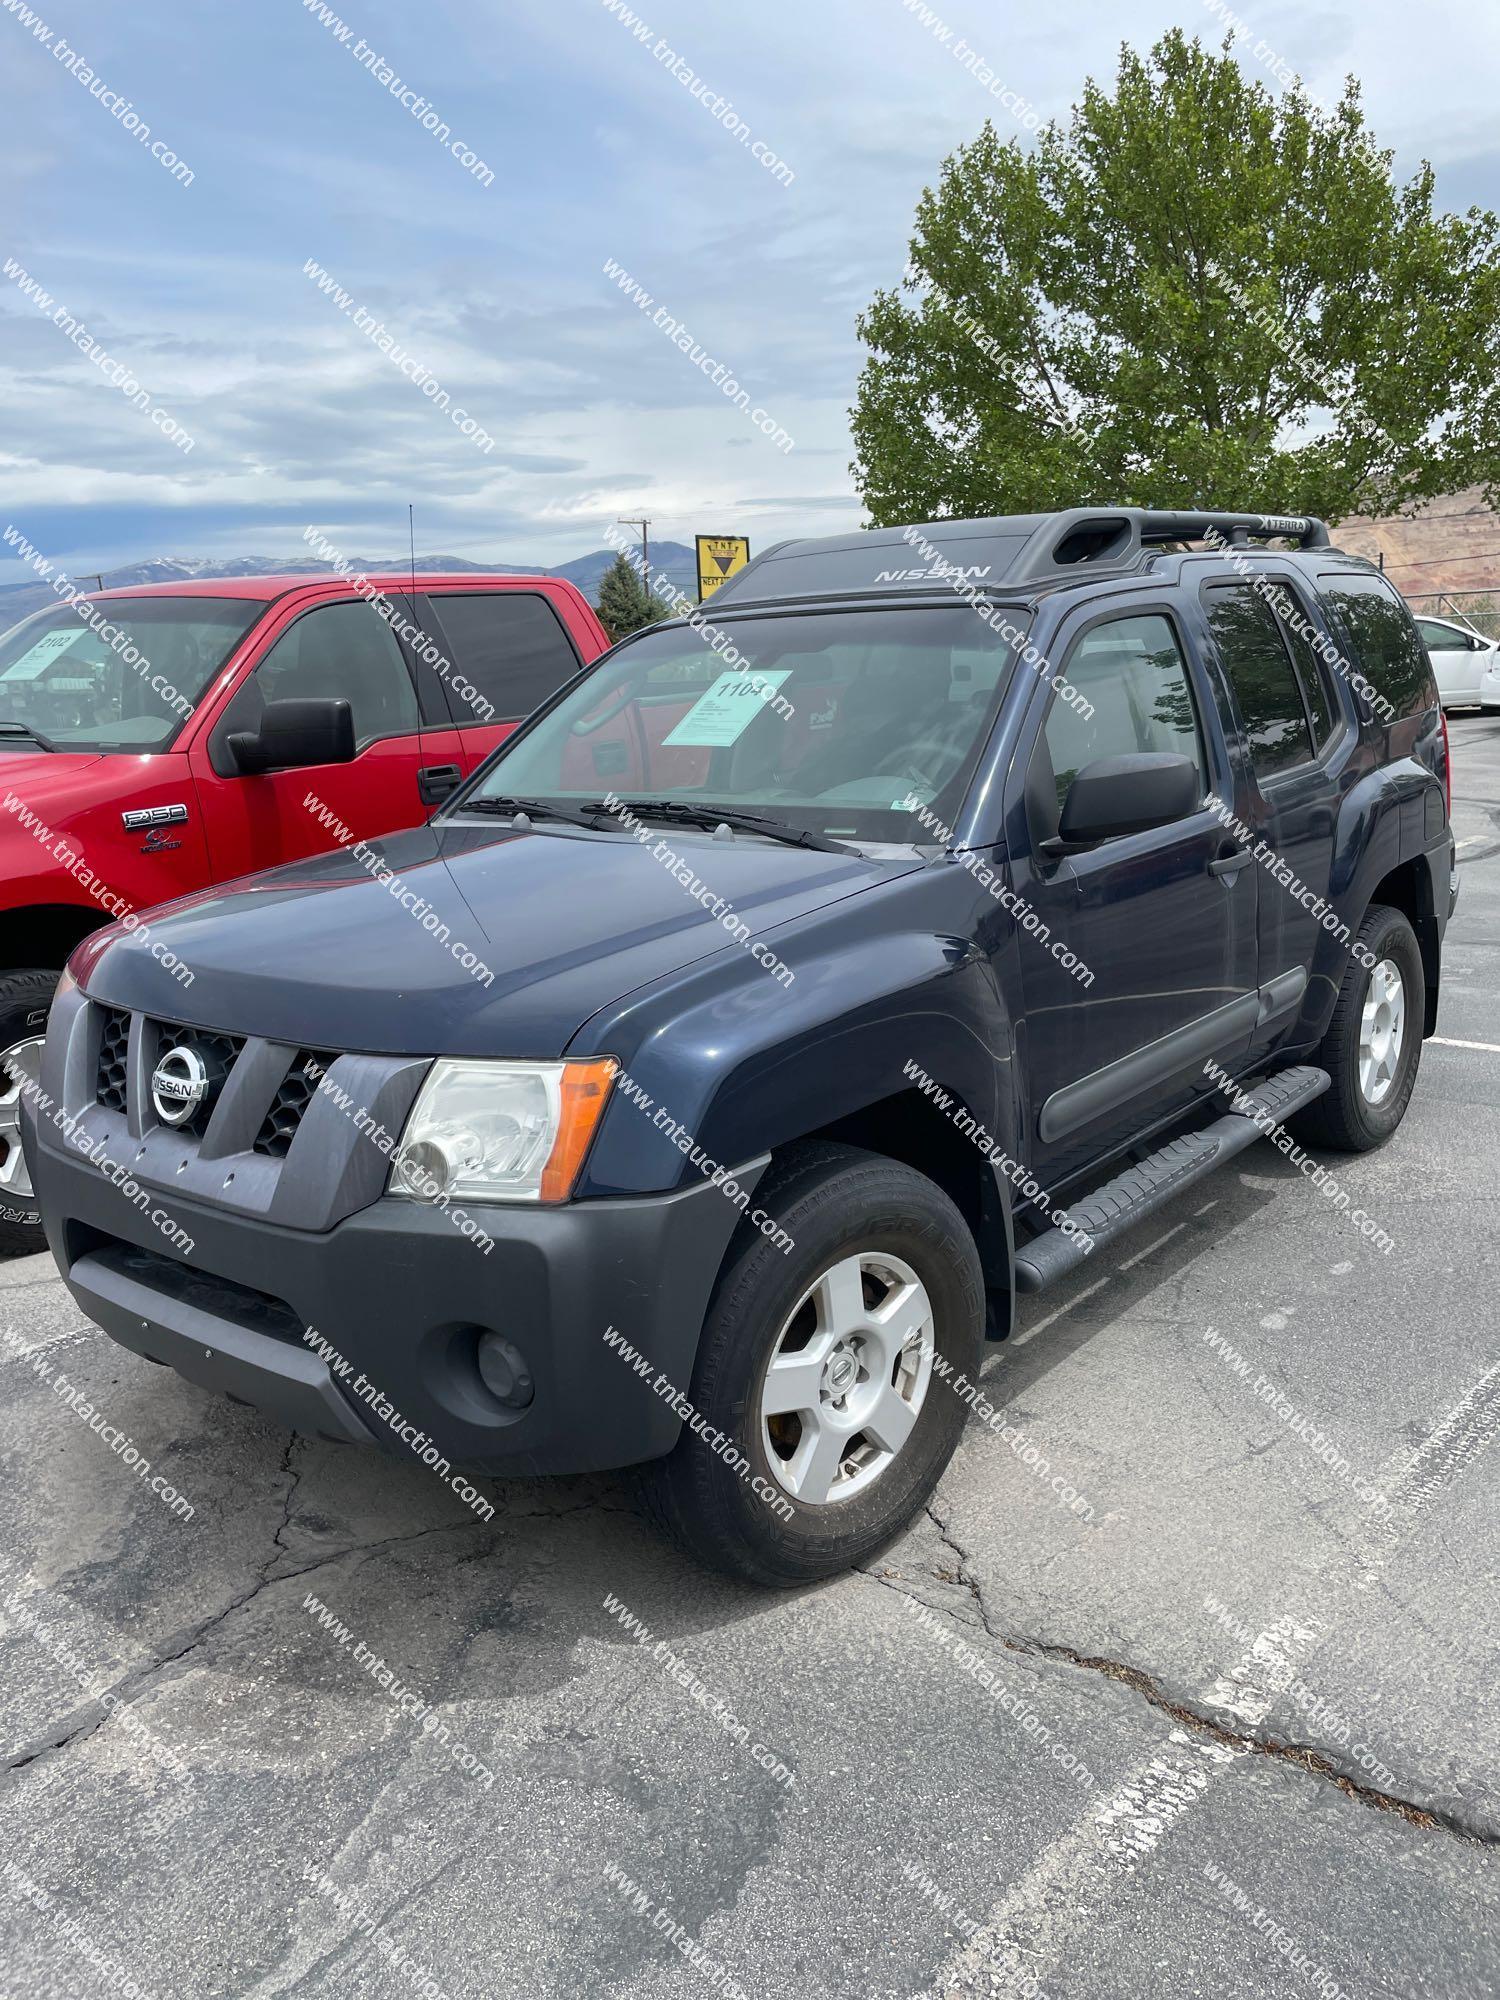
[1012,1065,1331,1294]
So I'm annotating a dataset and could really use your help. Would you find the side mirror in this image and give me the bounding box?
[227,698,356,775]
[1054,751,1200,848]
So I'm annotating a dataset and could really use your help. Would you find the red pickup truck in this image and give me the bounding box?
[0,571,610,1249]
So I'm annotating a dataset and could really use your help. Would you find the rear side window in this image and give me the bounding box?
[1261,582,1337,748]
[1042,612,1203,814]
[423,592,581,725]
[1318,574,1433,720]
[1203,585,1313,777]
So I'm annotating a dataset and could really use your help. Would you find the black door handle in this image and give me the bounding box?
[418,763,463,804]
[1208,842,1254,880]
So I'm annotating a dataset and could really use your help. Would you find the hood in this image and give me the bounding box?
[0,749,105,815]
[78,818,917,1058]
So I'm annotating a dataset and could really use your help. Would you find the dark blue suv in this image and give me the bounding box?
[27,509,1454,1584]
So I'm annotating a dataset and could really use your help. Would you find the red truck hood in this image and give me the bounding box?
[0,749,106,810]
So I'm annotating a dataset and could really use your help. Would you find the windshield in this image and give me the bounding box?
[0,595,264,752]
[464,605,1023,841]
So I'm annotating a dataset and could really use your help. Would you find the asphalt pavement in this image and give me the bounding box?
[2,715,1498,2000]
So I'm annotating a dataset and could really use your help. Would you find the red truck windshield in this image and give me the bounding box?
[0,595,262,752]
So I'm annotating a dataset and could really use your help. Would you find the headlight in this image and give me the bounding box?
[389,1057,617,1206]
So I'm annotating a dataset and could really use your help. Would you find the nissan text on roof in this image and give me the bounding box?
[26,510,1453,1583]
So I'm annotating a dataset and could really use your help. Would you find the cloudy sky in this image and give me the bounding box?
[4,0,1499,583]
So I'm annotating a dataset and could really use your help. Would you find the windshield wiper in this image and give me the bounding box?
[0,721,59,752]
[586,798,855,854]
[458,794,614,832]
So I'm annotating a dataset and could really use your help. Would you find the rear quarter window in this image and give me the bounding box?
[1317,573,1435,724]
[423,592,582,726]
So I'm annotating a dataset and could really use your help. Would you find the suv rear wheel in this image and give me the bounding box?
[638,1143,986,1586]
[1296,905,1424,1151]
[0,968,58,1255]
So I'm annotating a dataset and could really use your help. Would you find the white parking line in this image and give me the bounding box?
[1431,1037,1500,1054]
[923,1356,1500,1998]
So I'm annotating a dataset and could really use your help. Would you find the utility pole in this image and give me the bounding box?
[617,517,652,590]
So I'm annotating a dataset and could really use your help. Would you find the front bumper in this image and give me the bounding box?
[29,1116,764,1477]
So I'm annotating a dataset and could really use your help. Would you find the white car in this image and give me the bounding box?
[1413,613,1500,711]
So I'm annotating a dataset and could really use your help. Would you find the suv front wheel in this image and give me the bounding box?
[639,1144,986,1586]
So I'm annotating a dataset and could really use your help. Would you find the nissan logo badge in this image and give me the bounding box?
[151,1046,210,1127]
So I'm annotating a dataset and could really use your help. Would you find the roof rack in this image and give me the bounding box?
[708,507,1333,608]
[1006,507,1331,585]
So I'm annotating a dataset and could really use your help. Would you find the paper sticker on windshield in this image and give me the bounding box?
[0,629,85,682]
[662,671,792,748]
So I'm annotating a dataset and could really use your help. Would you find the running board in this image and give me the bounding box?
[1012,1065,1331,1294]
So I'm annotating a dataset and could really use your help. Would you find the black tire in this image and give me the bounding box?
[1293,905,1423,1152]
[638,1142,986,1587]
[0,967,59,1255]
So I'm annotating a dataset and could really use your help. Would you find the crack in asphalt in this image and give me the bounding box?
[862,1502,1500,1850]
[0,1513,492,1786]
[0,1476,629,1791]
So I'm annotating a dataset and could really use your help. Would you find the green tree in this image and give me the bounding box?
[852,30,1500,526]
[595,553,672,641]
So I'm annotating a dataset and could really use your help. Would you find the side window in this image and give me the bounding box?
[1261,582,1336,748]
[254,600,419,748]
[1318,574,1433,720]
[1416,619,1465,651]
[424,593,581,725]
[1203,585,1313,778]
[1041,612,1204,820]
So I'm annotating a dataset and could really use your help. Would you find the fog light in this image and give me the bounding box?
[476,1332,534,1409]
